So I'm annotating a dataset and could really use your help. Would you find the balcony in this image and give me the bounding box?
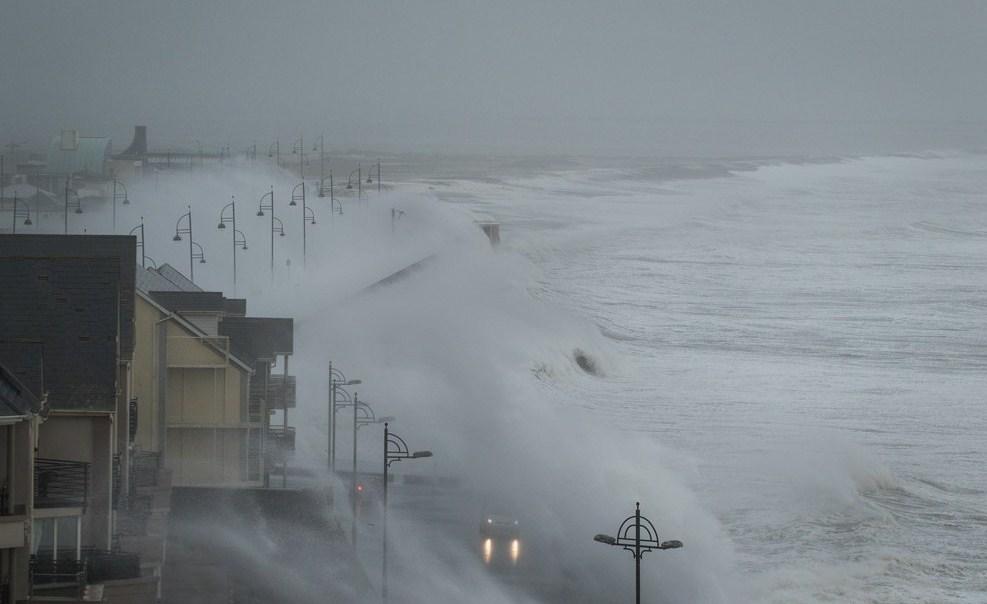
[34,458,89,509]
[265,426,295,463]
[29,556,86,597]
[268,374,296,409]
[30,548,141,594]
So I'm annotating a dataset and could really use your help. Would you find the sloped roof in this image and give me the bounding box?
[0,235,136,360]
[0,340,44,412]
[136,265,181,293]
[155,263,202,292]
[0,257,120,412]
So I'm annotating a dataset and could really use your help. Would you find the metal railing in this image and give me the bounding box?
[29,556,86,595]
[268,374,296,409]
[82,548,141,583]
[31,547,141,588]
[265,426,296,465]
[34,458,89,509]
[266,426,296,451]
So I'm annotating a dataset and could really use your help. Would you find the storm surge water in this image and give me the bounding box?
[48,151,987,602]
[410,152,987,603]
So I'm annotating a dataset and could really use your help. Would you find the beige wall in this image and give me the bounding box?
[37,414,113,549]
[165,428,250,486]
[132,295,161,452]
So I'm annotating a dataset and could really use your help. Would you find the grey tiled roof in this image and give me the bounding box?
[136,266,182,293]
[0,235,136,360]
[155,263,202,292]
[0,257,120,412]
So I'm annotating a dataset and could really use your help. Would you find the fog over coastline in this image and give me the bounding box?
[3,1,987,156]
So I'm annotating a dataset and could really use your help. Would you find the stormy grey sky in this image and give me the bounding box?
[2,0,986,156]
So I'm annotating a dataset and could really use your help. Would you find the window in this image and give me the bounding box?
[31,516,81,560]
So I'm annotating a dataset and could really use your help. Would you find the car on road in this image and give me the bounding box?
[479,514,521,567]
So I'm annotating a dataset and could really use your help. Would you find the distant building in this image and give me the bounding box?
[45,129,112,181]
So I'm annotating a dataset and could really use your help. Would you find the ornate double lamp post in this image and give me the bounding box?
[382,424,431,603]
[328,363,361,473]
[63,176,83,234]
[289,183,316,265]
[129,217,156,268]
[346,166,362,198]
[366,159,381,194]
[111,178,129,231]
[11,192,32,233]
[173,205,206,283]
[256,187,284,276]
[344,395,392,548]
[218,196,248,293]
[593,502,683,604]
[268,139,280,169]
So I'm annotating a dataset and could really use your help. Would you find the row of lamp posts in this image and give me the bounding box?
[328,361,682,603]
[328,362,432,603]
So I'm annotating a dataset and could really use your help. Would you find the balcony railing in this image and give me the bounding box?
[82,548,141,583]
[34,458,89,509]
[29,556,86,596]
[31,548,141,589]
[265,426,296,463]
[268,374,296,409]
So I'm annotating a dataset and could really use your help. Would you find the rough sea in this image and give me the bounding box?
[400,152,987,603]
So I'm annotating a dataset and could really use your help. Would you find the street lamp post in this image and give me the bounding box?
[111,178,129,232]
[328,363,361,472]
[366,159,381,194]
[129,218,156,268]
[593,502,683,604]
[289,182,316,265]
[218,196,248,294]
[173,205,206,283]
[268,139,280,169]
[11,191,32,233]
[346,166,362,199]
[63,176,83,234]
[346,396,392,549]
[256,187,284,276]
[383,424,432,603]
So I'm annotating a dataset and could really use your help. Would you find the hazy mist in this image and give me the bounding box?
[3,0,987,156]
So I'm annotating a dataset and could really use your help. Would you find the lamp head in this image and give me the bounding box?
[173,234,182,241]
[24,217,32,226]
[411,450,432,459]
[289,199,297,206]
[660,540,683,550]
[123,197,130,205]
[217,222,226,229]
[256,210,264,217]
[594,534,617,546]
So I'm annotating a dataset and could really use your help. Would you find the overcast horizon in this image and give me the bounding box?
[3,0,987,157]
